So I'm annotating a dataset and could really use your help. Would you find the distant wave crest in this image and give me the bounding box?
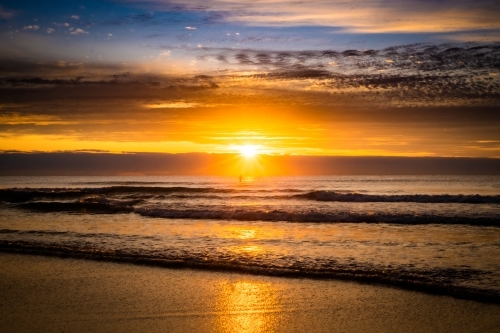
[11,200,500,226]
[295,190,500,204]
[2,187,499,204]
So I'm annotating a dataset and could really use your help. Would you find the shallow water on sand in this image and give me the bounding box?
[2,253,500,333]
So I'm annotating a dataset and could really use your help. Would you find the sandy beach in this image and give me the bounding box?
[1,253,499,333]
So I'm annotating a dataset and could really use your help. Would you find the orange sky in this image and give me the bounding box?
[0,1,499,160]
[1,87,499,157]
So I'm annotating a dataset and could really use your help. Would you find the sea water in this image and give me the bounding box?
[1,175,499,302]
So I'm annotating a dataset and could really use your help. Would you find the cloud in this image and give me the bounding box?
[0,60,221,92]
[2,153,500,175]
[0,5,14,19]
[0,60,135,79]
[118,0,500,33]
[0,49,498,159]
[53,22,70,27]
[144,101,201,108]
[0,42,498,108]
[185,26,196,30]
[199,43,500,77]
[70,28,88,35]
[71,15,80,20]
[0,113,76,125]
[23,25,39,31]
[46,28,55,34]
[188,42,500,106]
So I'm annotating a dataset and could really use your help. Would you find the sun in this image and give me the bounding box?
[238,144,258,158]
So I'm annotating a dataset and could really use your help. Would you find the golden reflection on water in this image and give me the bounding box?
[227,228,266,255]
[231,245,265,255]
[219,226,284,241]
[236,229,256,239]
[215,280,281,333]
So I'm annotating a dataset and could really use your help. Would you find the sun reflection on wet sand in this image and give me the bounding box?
[215,280,281,333]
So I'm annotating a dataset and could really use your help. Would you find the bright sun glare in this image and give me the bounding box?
[239,145,258,157]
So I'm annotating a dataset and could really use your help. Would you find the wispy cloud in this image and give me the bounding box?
[0,42,498,107]
[144,101,202,108]
[198,43,500,75]
[0,113,77,125]
[23,25,39,31]
[119,0,500,33]
[70,28,89,35]
[159,50,171,57]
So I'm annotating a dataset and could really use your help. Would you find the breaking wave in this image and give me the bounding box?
[295,190,500,203]
[0,239,498,304]
[10,200,499,226]
[1,187,499,203]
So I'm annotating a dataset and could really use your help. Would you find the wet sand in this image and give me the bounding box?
[1,253,499,333]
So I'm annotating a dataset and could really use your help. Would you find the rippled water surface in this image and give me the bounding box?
[1,175,499,302]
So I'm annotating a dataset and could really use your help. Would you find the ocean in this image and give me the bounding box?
[1,175,499,303]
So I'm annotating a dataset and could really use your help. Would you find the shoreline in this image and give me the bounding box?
[2,252,500,333]
[1,242,499,305]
